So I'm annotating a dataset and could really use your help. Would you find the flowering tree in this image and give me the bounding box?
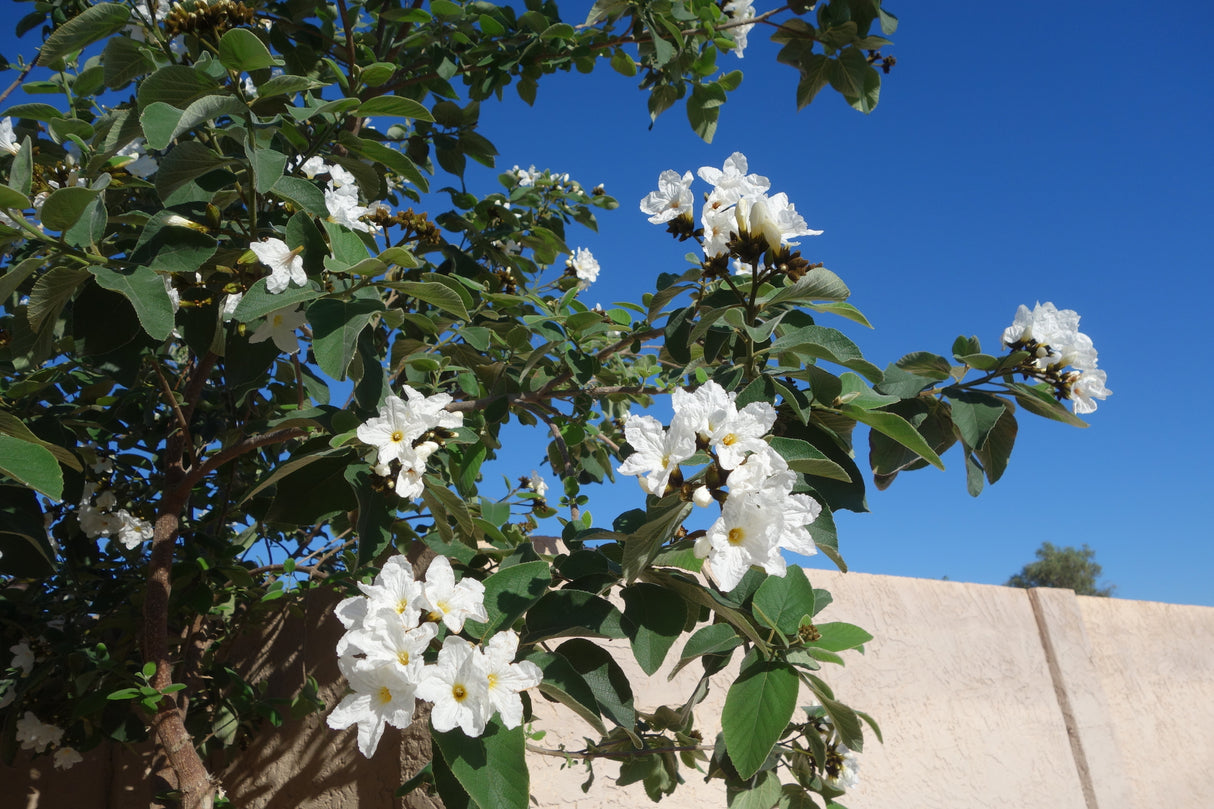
[0,2,1110,809]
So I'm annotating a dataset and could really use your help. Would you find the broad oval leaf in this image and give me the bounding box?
[0,434,64,500]
[722,651,799,778]
[622,582,688,675]
[752,566,816,636]
[357,95,435,121]
[218,28,279,72]
[464,560,551,640]
[36,3,131,67]
[432,720,528,809]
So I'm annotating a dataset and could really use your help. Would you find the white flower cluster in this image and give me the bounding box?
[566,246,600,287]
[77,482,153,551]
[300,156,383,234]
[803,705,861,791]
[328,555,542,756]
[1001,302,1112,414]
[723,0,757,58]
[13,710,81,768]
[639,152,822,268]
[357,387,464,500]
[617,381,820,590]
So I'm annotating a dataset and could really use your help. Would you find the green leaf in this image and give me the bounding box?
[621,496,693,582]
[306,298,383,379]
[218,28,279,72]
[810,622,873,653]
[36,3,131,67]
[975,406,1017,484]
[86,265,176,341]
[622,582,688,675]
[39,187,99,231]
[680,624,743,663]
[841,404,945,470]
[0,185,31,212]
[950,391,1006,450]
[1006,382,1088,427]
[765,267,850,306]
[831,48,881,113]
[138,65,221,110]
[895,351,952,380]
[528,650,608,735]
[141,95,247,150]
[0,103,65,122]
[752,566,816,636]
[154,141,232,200]
[0,434,64,500]
[103,36,155,89]
[722,651,799,778]
[464,560,551,640]
[0,412,80,472]
[270,175,328,217]
[432,720,529,809]
[523,589,630,643]
[387,275,470,320]
[817,692,864,752]
[554,638,636,732]
[0,485,55,576]
[27,266,90,331]
[357,96,434,121]
[255,74,325,99]
[728,770,782,809]
[230,280,319,326]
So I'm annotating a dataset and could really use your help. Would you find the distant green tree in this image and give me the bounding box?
[1006,542,1115,596]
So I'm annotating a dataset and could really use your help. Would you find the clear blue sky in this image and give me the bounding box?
[3,4,1210,606]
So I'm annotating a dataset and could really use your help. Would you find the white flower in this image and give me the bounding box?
[114,510,154,550]
[708,400,777,470]
[825,743,861,790]
[353,555,427,635]
[53,747,83,770]
[250,238,306,294]
[640,170,695,224]
[480,632,542,729]
[327,657,421,757]
[512,165,538,187]
[356,614,438,673]
[697,489,787,590]
[617,414,696,496]
[723,0,757,57]
[735,192,822,249]
[420,556,488,633]
[299,156,329,178]
[357,388,463,468]
[221,292,244,322]
[163,277,181,314]
[16,712,63,753]
[248,305,306,354]
[1070,369,1112,415]
[527,470,548,498]
[116,139,158,178]
[567,247,600,286]
[394,440,438,500]
[325,182,379,233]
[1001,302,1096,370]
[9,642,34,676]
[417,636,492,736]
[671,380,737,441]
[0,117,20,155]
[697,152,769,203]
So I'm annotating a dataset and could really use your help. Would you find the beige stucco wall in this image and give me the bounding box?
[5,571,1212,809]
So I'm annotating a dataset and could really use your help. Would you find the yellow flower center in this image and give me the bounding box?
[451,684,467,702]
[395,598,409,614]
[397,651,410,666]
[377,686,392,704]
[722,433,738,446]
[487,673,498,690]
[390,430,404,443]
[727,527,745,546]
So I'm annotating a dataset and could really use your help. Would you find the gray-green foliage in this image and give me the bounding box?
[0,2,1102,808]
[1006,542,1115,597]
